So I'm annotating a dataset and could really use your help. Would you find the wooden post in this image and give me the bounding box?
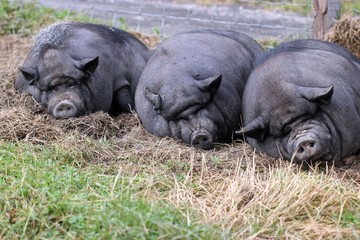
[312,0,341,39]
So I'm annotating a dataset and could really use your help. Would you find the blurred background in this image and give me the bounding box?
[33,0,359,42]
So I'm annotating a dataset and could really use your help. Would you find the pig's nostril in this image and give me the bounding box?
[191,134,212,149]
[53,100,77,118]
[299,141,315,150]
[58,104,71,112]
[295,140,319,162]
[202,136,209,143]
[298,147,305,153]
[58,103,72,112]
[192,136,205,145]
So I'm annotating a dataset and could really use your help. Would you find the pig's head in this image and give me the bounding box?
[144,74,221,120]
[238,78,341,163]
[137,73,228,149]
[16,49,99,118]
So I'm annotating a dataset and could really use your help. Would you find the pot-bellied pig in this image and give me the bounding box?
[135,30,263,149]
[238,39,360,163]
[15,22,151,118]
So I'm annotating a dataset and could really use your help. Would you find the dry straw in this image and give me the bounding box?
[325,14,360,58]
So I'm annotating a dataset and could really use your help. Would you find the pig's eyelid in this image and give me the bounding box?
[282,114,313,133]
[45,78,71,91]
[153,94,162,110]
[63,77,81,86]
[38,84,49,92]
[282,117,297,134]
[82,72,91,80]
[284,125,292,134]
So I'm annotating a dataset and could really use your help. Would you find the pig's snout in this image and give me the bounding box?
[48,92,85,119]
[191,132,213,150]
[294,139,320,163]
[53,100,77,119]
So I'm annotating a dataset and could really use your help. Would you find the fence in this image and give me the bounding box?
[37,0,359,41]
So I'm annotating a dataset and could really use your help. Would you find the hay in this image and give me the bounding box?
[0,107,63,143]
[130,31,161,49]
[51,111,126,139]
[324,14,360,58]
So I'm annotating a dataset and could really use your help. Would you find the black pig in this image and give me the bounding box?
[15,22,151,118]
[135,30,262,149]
[238,39,360,163]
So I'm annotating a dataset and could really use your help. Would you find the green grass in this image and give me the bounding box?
[337,204,360,228]
[241,0,312,15]
[0,142,227,239]
[341,0,360,14]
[243,0,359,16]
[0,0,93,35]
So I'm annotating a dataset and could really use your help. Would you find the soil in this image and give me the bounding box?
[1,34,360,184]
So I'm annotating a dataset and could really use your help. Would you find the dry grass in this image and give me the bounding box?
[324,14,360,58]
[130,31,162,49]
[166,159,360,239]
[1,33,360,239]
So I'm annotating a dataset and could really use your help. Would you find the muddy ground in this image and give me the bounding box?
[1,33,360,184]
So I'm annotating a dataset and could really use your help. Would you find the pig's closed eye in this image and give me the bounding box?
[282,115,312,135]
[153,94,162,111]
[45,78,79,91]
[65,77,80,86]
[144,87,162,112]
[282,117,297,134]
[284,125,292,134]
[198,92,211,104]
[176,104,203,120]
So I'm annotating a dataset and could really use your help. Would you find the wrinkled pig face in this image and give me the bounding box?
[144,74,223,149]
[283,118,334,163]
[239,83,339,163]
[19,50,99,118]
[144,74,221,120]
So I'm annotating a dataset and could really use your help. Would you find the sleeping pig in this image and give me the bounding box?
[238,39,360,163]
[15,22,151,118]
[135,30,262,149]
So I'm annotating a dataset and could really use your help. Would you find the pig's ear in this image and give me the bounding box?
[196,74,222,94]
[298,85,334,105]
[144,87,162,110]
[19,66,38,85]
[75,56,99,74]
[236,116,267,141]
